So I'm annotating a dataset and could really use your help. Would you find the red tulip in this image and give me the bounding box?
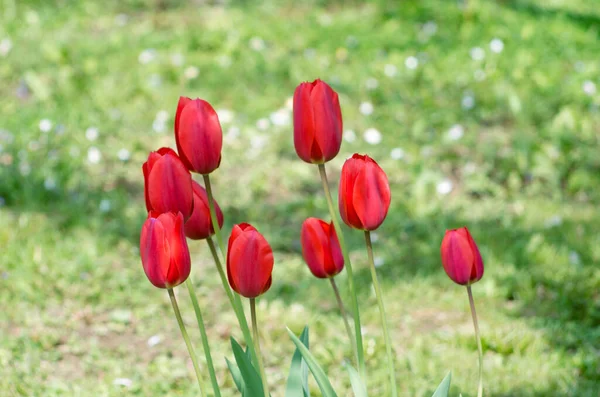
[184,180,224,240]
[338,153,391,231]
[293,79,343,164]
[440,227,484,286]
[140,211,191,289]
[227,223,274,298]
[174,96,223,175]
[143,148,194,220]
[301,218,344,278]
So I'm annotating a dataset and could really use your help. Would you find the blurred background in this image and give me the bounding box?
[1,0,599,395]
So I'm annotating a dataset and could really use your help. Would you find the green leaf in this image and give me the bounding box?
[230,337,265,397]
[431,372,452,397]
[226,357,244,393]
[286,327,338,397]
[285,326,310,397]
[344,362,367,397]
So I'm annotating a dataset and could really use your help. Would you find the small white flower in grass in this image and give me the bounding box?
[370,232,379,242]
[19,162,31,176]
[147,335,162,347]
[470,47,485,61]
[156,110,169,123]
[113,378,133,388]
[225,126,240,143]
[256,118,270,131]
[85,127,99,141]
[250,135,268,151]
[87,147,102,164]
[405,56,418,70]
[138,49,156,64]
[422,21,438,36]
[374,256,385,268]
[0,38,12,57]
[39,119,52,133]
[363,128,382,145]
[490,38,504,54]
[184,66,199,80]
[44,176,56,191]
[359,101,374,116]
[285,96,294,110]
[170,53,184,67]
[118,148,130,161]
[582,80,596,96]
[148,74,162,88]
[152,120,166,134]
[384,64,397,77]
[344,129,356,143]
[99,199,111,213]
[366,77,379,90]
[390,147,405,160]
[462,94,475,110]
[114,14,128,26]
[217,109,234,124]
[447,124,464,141]
[437,179,453,195]
[249,36,265,51]
[270,109,290,126]
[474,69,486,81]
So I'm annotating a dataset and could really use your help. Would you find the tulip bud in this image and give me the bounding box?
[143,148,194,220]
[301,218,344,278]
[293,79,343,164]
[174,96,223,175]
[440,227,484,285]
[338,153,391,231]
[227,223,274,298]
[184,180,224,240]
[140,211,191,289]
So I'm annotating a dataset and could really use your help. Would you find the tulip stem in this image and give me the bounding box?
[250,298,269,397]
[167,288,206,397]
[185,279,221,397]
[467,285,484,397]
[364,231,397,397]
[206,237,260,369]
[329,277,356,359]
[317,163,365,378]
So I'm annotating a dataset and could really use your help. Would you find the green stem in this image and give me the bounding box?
[317,163,365,378]
[168,288,206,397]
[250,298,270,397]
[205,236,259,368]
[329,277,356,360]
[467,285,483,397]
[185,279,221,397]
[364,231,397,397]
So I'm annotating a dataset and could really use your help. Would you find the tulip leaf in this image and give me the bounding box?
[431,372,452,397]
[344,362,367,397]
[286,327,338,397]
[225,357,244,393]
[229,337,265,397]
[285,326,310,397]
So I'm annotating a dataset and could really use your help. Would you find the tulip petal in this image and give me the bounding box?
[147,153,193,219]
[339,156,364,229]
[311,81,342,162]
[184,180,224,240]
[352,159,391,231]
[293,82,317,163]
[441,231,474,285]
[228,229,273,298]
[140,217,170,288]
[301,219,329,278]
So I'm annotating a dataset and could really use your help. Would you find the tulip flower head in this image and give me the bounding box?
[174,96,223,175]
[338,153,391,231]
[143,147,194,220]
[440,227,484,285]
[301,218,344,278]
[227,223,274,298]
[293,79,343,164]
[184,180,224,240]
[140,211,191,289]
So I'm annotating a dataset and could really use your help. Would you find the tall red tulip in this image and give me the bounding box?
[293,79,343,164]
[338,153,391,231]
[143,147,193,220]
[227,223,274,298]
[174,96,223,175]
[140,211,191,289]
[184,180,224,240]
[301,218,344,278]
[440,227,484,285]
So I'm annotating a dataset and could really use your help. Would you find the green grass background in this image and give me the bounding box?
[1,0,599,395]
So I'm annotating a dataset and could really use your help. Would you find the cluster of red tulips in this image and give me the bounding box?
[139,79,486,397]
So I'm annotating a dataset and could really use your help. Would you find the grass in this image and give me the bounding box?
[1,0,599,395]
